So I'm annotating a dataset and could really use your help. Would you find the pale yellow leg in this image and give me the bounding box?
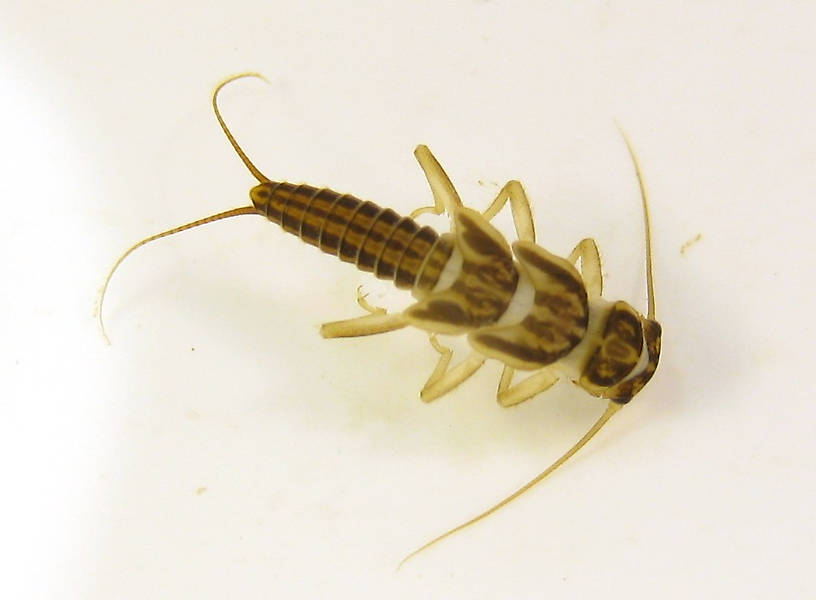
[567,238,603,298]
[497,366,515,397]
[410,145,464,219]
[495,366,559,407]
[481,180,536,243]
[320,286,404,338]
[355,286,386,315]
[320,313,407,338]
[410,147,536,245]
[423,335,453,390]
[420,336,485,402]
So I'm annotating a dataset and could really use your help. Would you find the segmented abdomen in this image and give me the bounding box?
[250,181,453,292]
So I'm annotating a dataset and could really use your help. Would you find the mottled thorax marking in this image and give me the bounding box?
[469,240,589,370]
[404,209,519,334]
[604,318,662,403]
[579,301,645,397]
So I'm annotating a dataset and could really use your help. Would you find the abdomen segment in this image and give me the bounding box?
[250,181,450,292]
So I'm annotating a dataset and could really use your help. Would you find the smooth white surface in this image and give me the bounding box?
[2,2,815,598]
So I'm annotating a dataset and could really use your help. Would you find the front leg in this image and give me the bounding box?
[496,366,559,407]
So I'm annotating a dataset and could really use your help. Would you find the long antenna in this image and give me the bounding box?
[616,123,656,320]
[212,72,271,183]
[96,207,261,343]
[97,73,273,342]
[398,401,622,568]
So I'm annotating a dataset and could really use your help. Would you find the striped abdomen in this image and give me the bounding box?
[250,181,453,292]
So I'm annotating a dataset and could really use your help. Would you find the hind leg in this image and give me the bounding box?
[319,313,406,338]
[354,285,387,315]
[411,146,536,244]
[410,145,464,219]
[480,180,536,242]
[420,335,486,402]
[320,287,406,338]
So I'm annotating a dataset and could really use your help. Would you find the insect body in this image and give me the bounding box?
[98,73,662,563]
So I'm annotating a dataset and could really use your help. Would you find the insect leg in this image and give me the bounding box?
[495,366,559,407]
[355,286,386,315]
[480,180,536,242]
[319,285,403,338]
[567,238,603,298]
[410,145,464,219]
[423,335,453,390]
[420,336,485,402]
[319,313,406,338]
[410,146,536,243]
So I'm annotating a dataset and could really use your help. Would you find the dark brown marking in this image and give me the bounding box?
[514,242,586,297]
[457,210,509,262]
[317,194,359,256]
[249,181,440,291]
[375,218,421,280]
[471,330,544,366]
[409,296,472,327]
[406,210,519,333]
[338,201,380,264]
[357,209,401,272]
[395,226,438,289]
[580,301,644,394]
[469,239,588,368]
[280,184,314,234]
[606,319,662,404]
[300,187,339,243]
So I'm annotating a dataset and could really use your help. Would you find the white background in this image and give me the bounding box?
[2,2,814,598]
